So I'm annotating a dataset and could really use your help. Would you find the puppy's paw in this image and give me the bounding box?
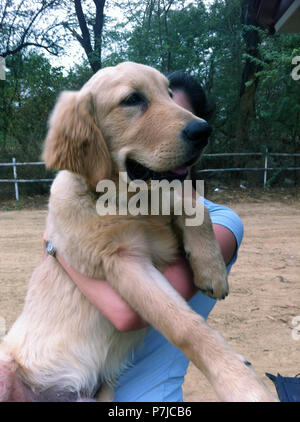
[213,353,279,402]
[196,270,229,300]
[189,252,229,299]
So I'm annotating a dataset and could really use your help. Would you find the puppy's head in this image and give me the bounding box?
[43,62,212,187]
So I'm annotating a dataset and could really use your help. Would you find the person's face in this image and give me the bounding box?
[172,90,195,114]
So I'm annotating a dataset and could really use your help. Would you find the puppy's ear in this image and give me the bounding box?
[43,91,111,187]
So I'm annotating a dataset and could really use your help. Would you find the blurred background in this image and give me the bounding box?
[0,0,299,199]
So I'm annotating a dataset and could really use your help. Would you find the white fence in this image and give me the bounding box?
[0,159,52,201]
[1,152,300,201]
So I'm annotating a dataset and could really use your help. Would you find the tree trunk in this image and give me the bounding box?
[73,0,106,73]
[234,0,260,162]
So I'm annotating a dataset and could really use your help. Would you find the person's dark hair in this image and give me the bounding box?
[167,71,215,121]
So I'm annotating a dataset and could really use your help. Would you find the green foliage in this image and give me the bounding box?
[253,32,300,152]
[0,52,65,161]
[0,0,300,195]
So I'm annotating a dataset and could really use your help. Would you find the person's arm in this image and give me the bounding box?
[213,224,237,265]
[203,198,244,272]
[55,253,195,332]
[52,222,236,332]
[56,253,148,332]
[43,236,147,331]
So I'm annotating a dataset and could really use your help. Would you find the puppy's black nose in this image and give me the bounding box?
[182,120,212,147]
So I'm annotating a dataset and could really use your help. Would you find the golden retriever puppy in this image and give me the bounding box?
[0,62,277,402]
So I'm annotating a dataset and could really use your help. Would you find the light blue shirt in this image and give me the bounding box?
[115,199,244,402]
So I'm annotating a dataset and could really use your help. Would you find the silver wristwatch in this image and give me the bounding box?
[46,240,56,258]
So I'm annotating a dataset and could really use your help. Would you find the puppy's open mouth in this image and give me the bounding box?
[126,157,198,182]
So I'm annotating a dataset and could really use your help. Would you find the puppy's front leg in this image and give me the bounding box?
[103,255,277,402]
[174,202,228,299]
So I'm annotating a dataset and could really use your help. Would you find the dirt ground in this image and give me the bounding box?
[0,191,299,401]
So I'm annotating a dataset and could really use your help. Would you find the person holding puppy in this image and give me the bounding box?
[53,71,244,402]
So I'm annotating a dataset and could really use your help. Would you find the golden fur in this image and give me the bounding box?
[0,62,277,401]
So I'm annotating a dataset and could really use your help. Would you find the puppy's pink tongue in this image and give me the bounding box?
[170,166,188,175]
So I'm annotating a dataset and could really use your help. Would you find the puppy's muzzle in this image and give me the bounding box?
[125,120,212,183]
[182,120,212,149]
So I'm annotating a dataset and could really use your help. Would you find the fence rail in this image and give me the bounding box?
[1,152,299,201]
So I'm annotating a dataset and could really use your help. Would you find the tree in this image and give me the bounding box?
[0,52,66,158]
[253,32,300,184]
[1,0,299,192]
[0,0,63,58]
[62,0,107,72]
[106,1,210,74]
[234,0,261,156]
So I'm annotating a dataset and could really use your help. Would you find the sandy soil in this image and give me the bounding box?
[0,197,299,401]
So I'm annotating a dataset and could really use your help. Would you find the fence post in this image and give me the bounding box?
[263,148,268,188]
[12,157,19,201]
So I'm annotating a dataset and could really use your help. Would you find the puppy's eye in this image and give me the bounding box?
[121,92,146,107]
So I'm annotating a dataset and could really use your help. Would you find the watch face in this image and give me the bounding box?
[46,241,55,257]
